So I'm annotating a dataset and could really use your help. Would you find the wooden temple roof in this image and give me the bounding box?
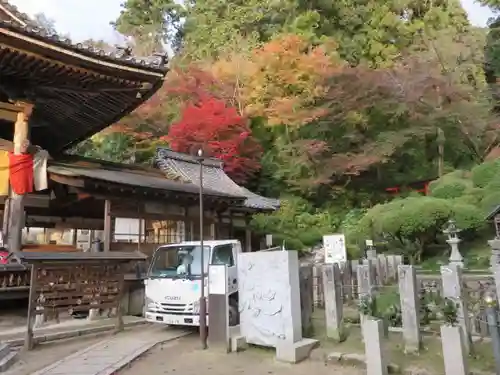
[0,1,168,154]
[47,157,246,207]
[156,148,280,211]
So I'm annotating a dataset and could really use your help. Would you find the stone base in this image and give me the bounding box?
[229,325,247,353]
[327,326,347,343]
[276,338,318,363]
[230,335,248,352]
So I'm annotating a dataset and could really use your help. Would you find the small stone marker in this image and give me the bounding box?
[489,239,500,271]
[351,260,360,299]
[386,255,395,281]
[398,265,421,353]
[394,255,403,279]
[357,264,372,297]
[313,265,322,308]
[342,261,353,302]
[362,259,376,290]
[322,264,346,342]
[208,264,230,351]
[299,265,314,337]
[440,264,472,354]
[493,265,500,306]
[363,319,388,375]
[366,248,377,260]
[441,324,469,375]
[357,264,373,336]
[378,254,388,285]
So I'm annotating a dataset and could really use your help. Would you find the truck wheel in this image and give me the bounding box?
[228,300,239,326]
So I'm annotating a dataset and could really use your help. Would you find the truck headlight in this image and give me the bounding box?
[145,297,158,310]
[192,300,200,314]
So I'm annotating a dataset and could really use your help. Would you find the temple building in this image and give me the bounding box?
[0,0,278,260]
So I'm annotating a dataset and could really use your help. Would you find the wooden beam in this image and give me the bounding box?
[49,173,85,188]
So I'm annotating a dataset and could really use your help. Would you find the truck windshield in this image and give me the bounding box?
[149,245,210,278]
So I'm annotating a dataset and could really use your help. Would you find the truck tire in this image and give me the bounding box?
[229,299,239,326]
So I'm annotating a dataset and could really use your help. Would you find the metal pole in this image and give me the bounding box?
[198,154,208,349]
[485,295,500,375]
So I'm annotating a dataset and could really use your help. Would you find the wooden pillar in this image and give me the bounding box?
[2,197,10,238]
[25,263,38,350]
[245,216,252,252]
[210,222,216,240]
[8,103,33,253]
[103,199,111,252]
[115,266,125,333]
[72,228,78,247]
[229,213,234,238]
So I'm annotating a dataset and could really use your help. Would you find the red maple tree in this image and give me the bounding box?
[165,97,262,184]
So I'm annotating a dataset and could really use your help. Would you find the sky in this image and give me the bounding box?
[8,0,499,43]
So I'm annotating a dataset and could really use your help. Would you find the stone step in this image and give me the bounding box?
[0,350,18,372]
[0,344,9,360]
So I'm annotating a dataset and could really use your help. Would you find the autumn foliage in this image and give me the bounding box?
[212,34,342,127]
[165,97,262,184]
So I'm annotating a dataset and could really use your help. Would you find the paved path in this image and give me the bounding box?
[29,327,190,375]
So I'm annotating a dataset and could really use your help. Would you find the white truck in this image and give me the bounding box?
[144,240,241,327]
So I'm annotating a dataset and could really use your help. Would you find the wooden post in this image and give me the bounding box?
[72,228,78,246]
[229,213,234,238]
[103,199,111,252]
[115,266,125,333]
[210,222,216,240]
[25,263,38,350]
[2,196,10,238]
[87,230,94,251]
[8,103,33,252]
[245,216,252,252]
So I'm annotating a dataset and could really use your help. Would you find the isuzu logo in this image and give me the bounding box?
[165,296,181,301]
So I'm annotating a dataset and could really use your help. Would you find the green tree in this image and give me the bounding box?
[181,0,469,65]
[113,0,185,54]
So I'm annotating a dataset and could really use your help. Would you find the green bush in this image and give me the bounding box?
[471,160,500,188]
[451,203,485,238]
[484,174,500,192]
[429,170,472,199]
[354,196,452,262]
[480,191,500,214]
[430,180,469,199]
[250,195,342,251]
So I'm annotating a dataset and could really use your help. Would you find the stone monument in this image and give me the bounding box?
[237,250,318,363]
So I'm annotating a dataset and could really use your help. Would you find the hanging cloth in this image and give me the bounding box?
[0,150,9,196]
[33,149,49,191]
[8,152,33,195]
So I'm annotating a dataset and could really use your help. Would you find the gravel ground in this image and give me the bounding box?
[117,335,366,375]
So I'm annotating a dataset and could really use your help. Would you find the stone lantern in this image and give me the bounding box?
[486,205,500,270]
[443,219,464,268]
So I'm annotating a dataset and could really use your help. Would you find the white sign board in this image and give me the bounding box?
[365,239,374,246]
[208,265,228,295]
[323,234,347,264]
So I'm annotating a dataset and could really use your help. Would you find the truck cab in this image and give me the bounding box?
[144,239,241,327]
